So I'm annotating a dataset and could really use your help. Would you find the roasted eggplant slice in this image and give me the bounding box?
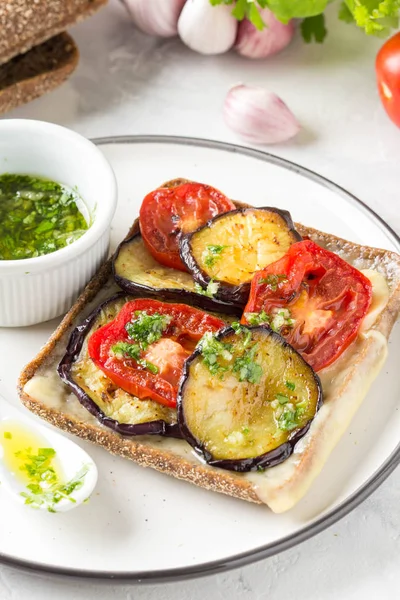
[178,325,322,471]
[180,207,301,306]
[113,231,242,316]
[58,294,181,437]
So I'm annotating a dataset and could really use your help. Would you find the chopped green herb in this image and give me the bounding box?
[233,344,263,384]
[0,174,89,260]
[244,310,270,327]
[231,322,252,347]
[276,393,289,405]
[285,381,296,391]
[3,432,12,440]
[242,427,250,435]
[194,280,219,298]
[197,332,233,376]
[258,274,288,291]
[278,408,298,432]
[270,309,295,333]
[112,341,141,360]
[125,311,171,350]
[20,465,90,513]
[15,447,58,486]
[199,329,263,384]
[257,465,265,473]
[111,341,159,374]
[203,244,229,268]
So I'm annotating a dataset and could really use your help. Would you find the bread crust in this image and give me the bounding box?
[0,32,79,115]
[0,0,106,66]
[18,181,400,509]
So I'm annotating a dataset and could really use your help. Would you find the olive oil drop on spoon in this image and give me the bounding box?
[0,397,97,512]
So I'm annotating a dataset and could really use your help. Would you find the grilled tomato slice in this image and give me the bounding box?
[242,240,373,371]
[139,181,235,272]
[58,295,180,437]
[180,207,301,306]
[87,298,226,408]
[178,325,322,471]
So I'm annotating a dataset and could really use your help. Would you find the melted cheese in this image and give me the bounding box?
[23,269,389,512]
[360,269,389,332]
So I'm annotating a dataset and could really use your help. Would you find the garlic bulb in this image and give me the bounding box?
[224,85,300,145]
[236,9,295,59]
[121,0,186,37]
[178,0,237,55]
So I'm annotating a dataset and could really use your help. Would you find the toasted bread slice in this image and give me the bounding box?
[0,32,78,114]
[0,0,106,67]
[18,181,400,513]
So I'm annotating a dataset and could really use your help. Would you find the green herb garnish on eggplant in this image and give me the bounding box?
[58,294,182,438]
[179,207,301,308]
[178,325,322,472]
[112,231,242,316]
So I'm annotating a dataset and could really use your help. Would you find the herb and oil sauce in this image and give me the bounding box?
[0,422,89,512]
[0,174,89,260]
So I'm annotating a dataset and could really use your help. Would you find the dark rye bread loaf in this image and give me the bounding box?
[0,33,79,114]
[0,0,107,66]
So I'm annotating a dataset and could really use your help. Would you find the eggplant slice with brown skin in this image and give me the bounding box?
[113,231,242,317]
[58,293,182,437]
[178,325,322,472]
[180,207,301,307]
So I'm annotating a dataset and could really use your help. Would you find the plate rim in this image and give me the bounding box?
[1,134,399,584]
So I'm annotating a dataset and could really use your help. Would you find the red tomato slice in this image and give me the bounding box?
[88,299,225,408]
[242,240,372,371]
[139,182,235,271]
[376,32,400,128]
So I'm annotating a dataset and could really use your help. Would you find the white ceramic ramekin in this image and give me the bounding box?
[0,120,117,327]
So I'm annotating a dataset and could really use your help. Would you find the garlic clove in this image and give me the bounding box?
[121,0,186,38]
[236,9,295,59]
[224,85,300,145]
[178,0,237,55]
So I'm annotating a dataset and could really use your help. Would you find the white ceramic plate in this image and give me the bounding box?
[1,136,399,582]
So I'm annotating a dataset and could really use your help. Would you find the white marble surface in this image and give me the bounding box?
[1,0,400,598]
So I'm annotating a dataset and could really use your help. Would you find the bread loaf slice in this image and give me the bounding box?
[18,193,400,513]
[0,32,78,114]
[0,0,106,66]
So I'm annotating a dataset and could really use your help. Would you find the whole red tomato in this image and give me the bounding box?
[376,32,400,127]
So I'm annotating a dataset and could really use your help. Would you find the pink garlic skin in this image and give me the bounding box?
[122,0,186,37]
[224,85,300,145]
[236,9,295,59]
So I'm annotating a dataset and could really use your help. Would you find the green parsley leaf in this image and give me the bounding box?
[338,1,355,22]
[285,381,296,391]
[301,14,327,42]
[265,0,330,22]
[344,0,400,36]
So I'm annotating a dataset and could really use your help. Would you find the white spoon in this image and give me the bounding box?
[0,398,98,513]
